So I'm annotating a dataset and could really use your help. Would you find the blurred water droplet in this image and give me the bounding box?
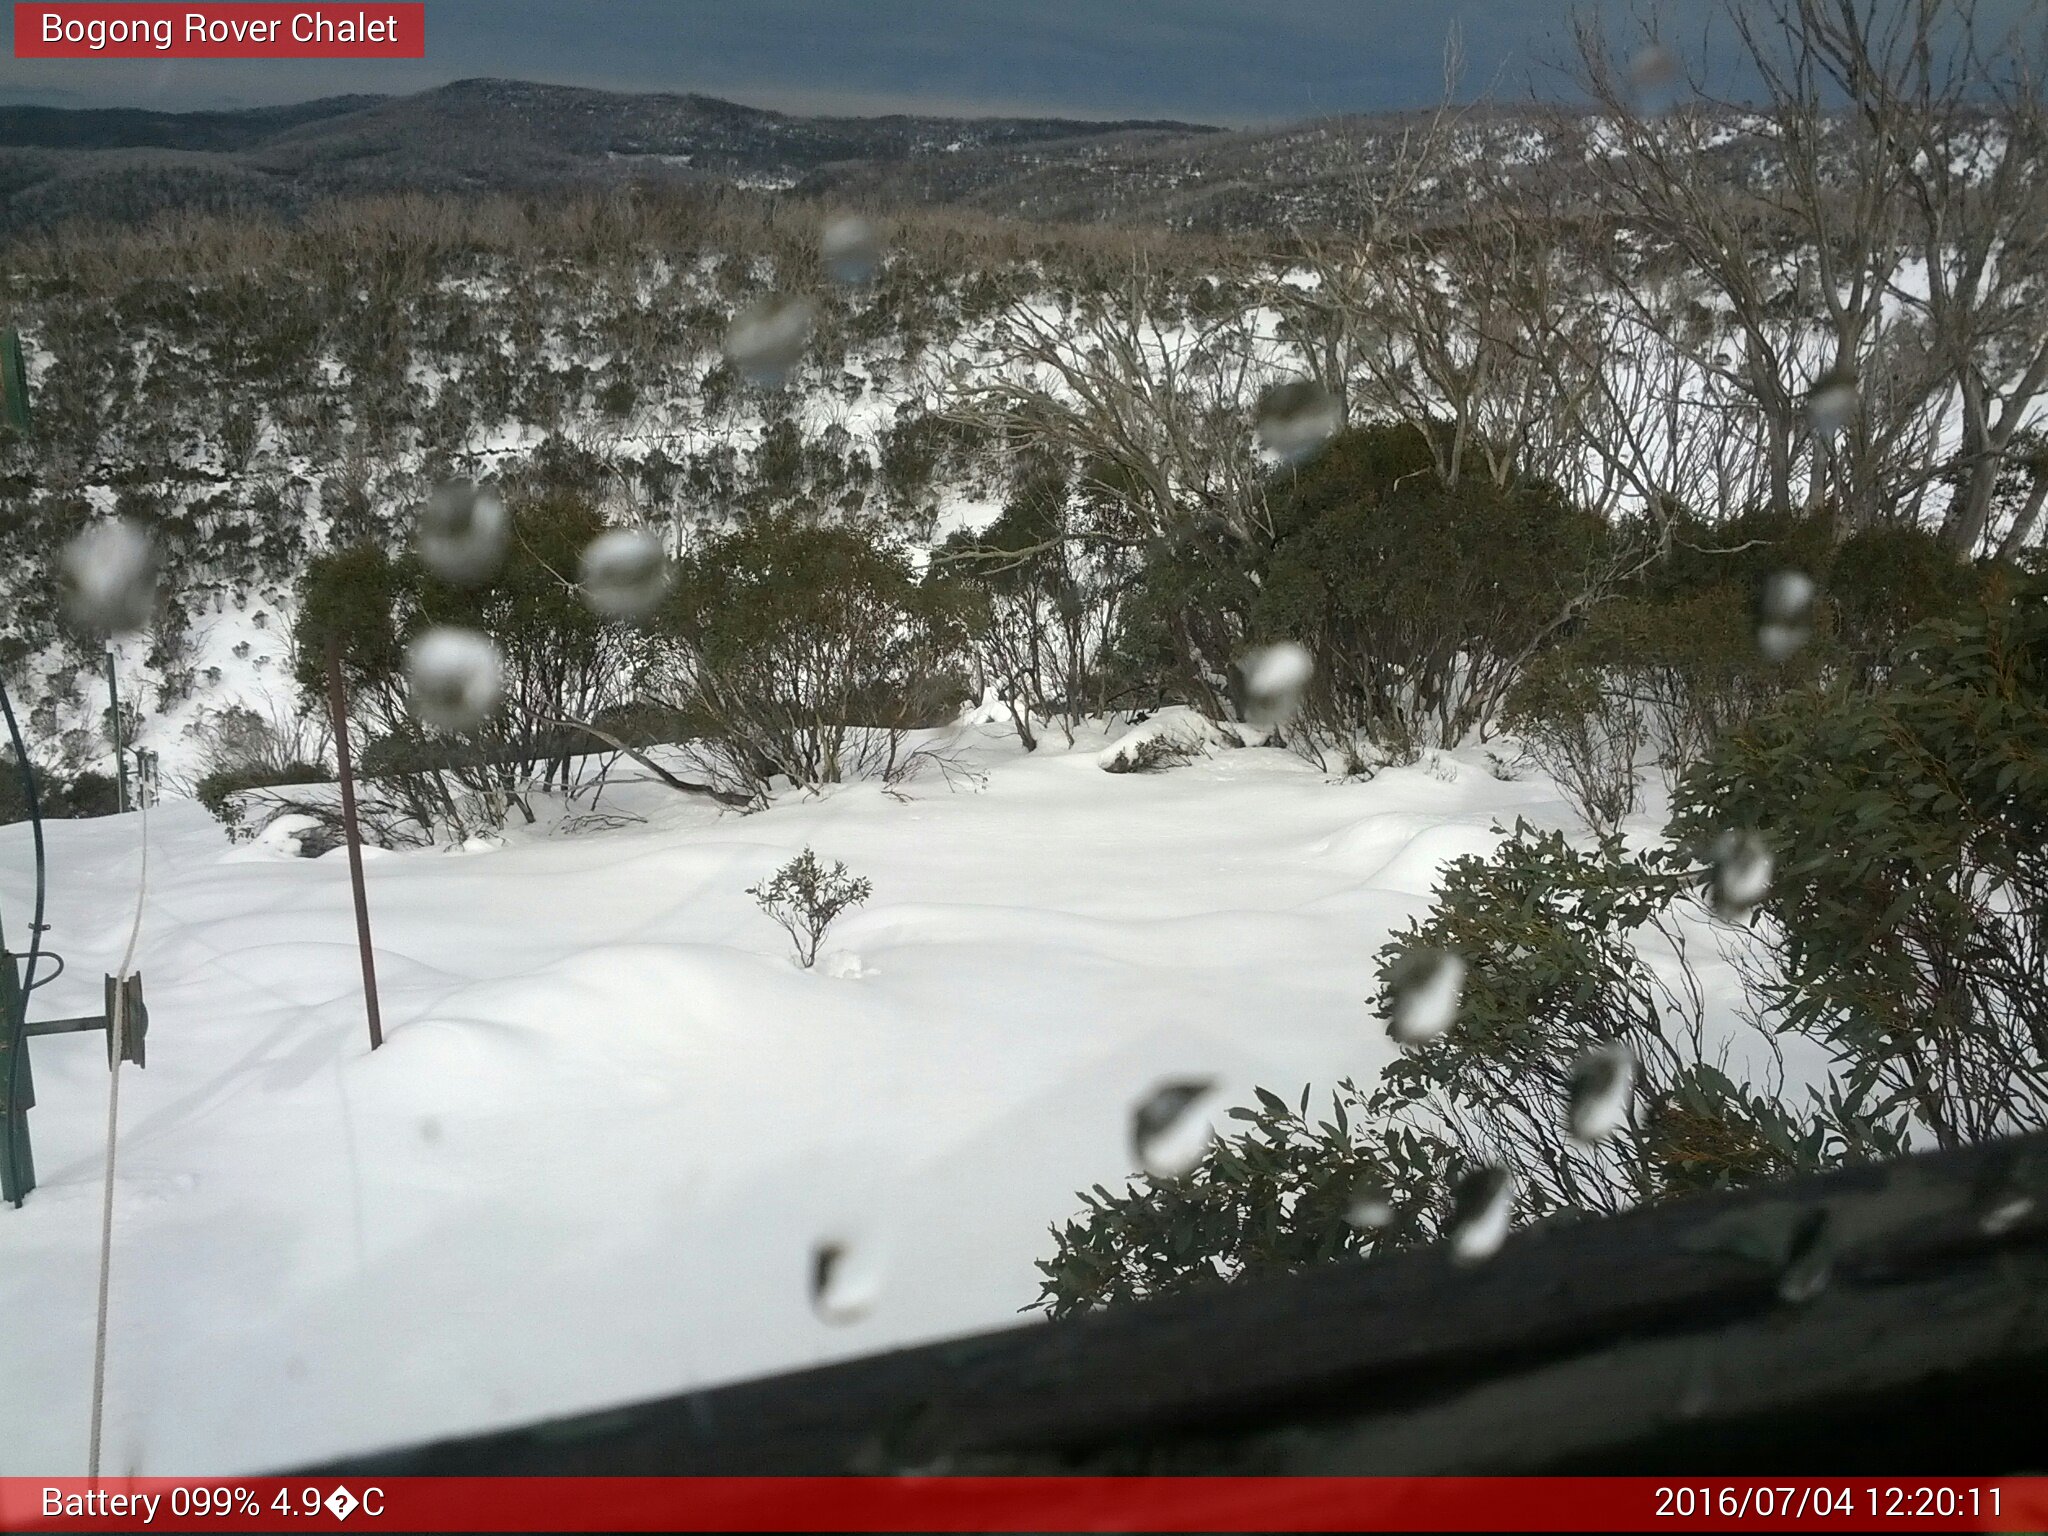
[1383,948,1465,1047]
[1972,1156,2037,1235]
[1446,1165,1515,1264]
[1132,1078,1217,1179]
[1757,569,1815,661]
[1777,1209,1832,1303]
[1806,367,1858,437]
[821,214,882,286]
[579,528,670,620]
[405,626,502,732]
[1241,640,1315,725]
[1628,43,1682,110]
[1346,1176,1395,1230]
[1567,1041,1636,1143]
[1706,829,1773,922]
[418,1117,443,1146]
[811,1237,884,1324]
[1978,1191,2033,1236]
[418,480,511,587]
[725,294,815,387]
[61,519,159,633]
[1255,381,1341,466]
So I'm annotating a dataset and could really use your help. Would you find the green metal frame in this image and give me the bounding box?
[0,328,27,434]
[1,933,146,1206]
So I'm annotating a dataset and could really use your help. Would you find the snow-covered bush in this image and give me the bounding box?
[747,847,873,969]
[1096,707,1247,773]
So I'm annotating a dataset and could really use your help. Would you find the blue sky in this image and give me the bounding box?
[0,1,2036,122]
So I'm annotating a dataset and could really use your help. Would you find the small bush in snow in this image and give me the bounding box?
[748,847,873,968]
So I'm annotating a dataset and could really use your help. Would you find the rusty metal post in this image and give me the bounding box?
[324,638,383,1051]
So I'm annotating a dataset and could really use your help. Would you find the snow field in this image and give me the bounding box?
[1,721,1567,1473]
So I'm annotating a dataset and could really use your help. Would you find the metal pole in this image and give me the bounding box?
[105,651,128,815]
[1,676,48,1207]
[324,639,383,1051]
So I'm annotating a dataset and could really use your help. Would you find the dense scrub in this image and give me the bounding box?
[1039,568,2047,1315]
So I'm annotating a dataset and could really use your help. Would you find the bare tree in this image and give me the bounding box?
[1572,0,2048,551]
[945,262,1271,716]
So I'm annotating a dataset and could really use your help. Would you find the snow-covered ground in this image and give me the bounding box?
[1,721,1573,1475]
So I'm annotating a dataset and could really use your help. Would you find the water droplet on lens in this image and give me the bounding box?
[1806,367,1858,437]
[1132,1078,1217,1179]
[1978,1191,2033,1236]
[1757,569,1815,661]
[821,214,882,286]
[811,1237,884,1324]
[1567,1041,1636,1143]
[418,480,511,586]
[1706,829,1773,922]
[1446,1165,1515,1264]
[1244,642,1314,696]
[1241,641,1314,725]
[1382,948,1465,1047]
[1972,1154,2039,1236]
[1628,43,1681,110]
[1346,1176,1395,1231]
[1255,381,1341,466]
[579,528,670,620]
[405,626,503,732]
[1777,1209,1832,1303]
[61,519,159,633]
[725,294,815,387]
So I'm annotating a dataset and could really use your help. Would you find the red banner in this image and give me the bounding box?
[2,1477,2045,1532]
[13,4,423,58]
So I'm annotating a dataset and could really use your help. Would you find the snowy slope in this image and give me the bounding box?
[0,724,1574,1475]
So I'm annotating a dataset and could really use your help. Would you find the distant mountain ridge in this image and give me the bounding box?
[0,76,1564,236]
[0,95,388,152]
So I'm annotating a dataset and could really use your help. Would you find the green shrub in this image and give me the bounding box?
[660,516,972,800]
[1826,523,1991,678]
[1250,423,1613,748]
[1,755,121,823]
[295,492,647,839]
[1035,570,2048,1317]
[1035,1082,1455,1319]
[941,460,1132,747]
[1668,566,2048,1147]
[194,761,327,839]
[747,847,872,969]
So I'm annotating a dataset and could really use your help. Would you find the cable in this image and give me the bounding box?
[1,676,50,1209]
[87,786,148,1479]
[28,950,65,989]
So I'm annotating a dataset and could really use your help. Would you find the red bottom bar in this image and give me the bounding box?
[4,1477,2045,1532]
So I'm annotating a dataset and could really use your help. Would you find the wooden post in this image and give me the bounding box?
[324,639,383,1051]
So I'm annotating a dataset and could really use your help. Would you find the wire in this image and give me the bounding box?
[87,786,148,1479]
[1,676,49,1209]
